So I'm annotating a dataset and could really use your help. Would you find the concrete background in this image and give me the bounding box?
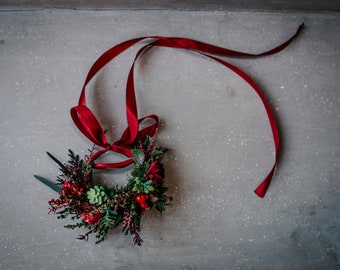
[0,0,339,12]
[0,7,339,270]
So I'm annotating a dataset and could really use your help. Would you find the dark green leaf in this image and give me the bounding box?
[159,186,169,194]
[33,175,61,193]
[47,152,68,173]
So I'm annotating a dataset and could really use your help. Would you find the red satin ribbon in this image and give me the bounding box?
[71,23,304,197]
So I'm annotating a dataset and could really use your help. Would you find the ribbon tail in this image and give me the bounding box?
[254,164,277,198]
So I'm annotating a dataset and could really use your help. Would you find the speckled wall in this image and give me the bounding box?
[0,10,339,270]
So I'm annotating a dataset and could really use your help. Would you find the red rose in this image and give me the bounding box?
[145,162,165,184]
[80,212,103,225]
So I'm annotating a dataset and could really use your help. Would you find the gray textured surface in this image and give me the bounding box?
[0,0,339,12]
[0,9,339,270]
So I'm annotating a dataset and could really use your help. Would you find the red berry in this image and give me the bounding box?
[140,202,148,209]
[135,192,150,209]
[135,194,144,204]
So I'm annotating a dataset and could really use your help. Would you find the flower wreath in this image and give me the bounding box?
[37,132,170,245]
[35,24,304,245]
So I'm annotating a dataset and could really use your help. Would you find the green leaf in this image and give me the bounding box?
[145,186,154,193]
[47,152,69,173]
[33,175,61,193]
[142,180,154,193]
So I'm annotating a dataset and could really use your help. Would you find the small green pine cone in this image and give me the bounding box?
[86,185,108,205]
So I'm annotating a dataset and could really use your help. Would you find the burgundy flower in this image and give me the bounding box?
[80,212,103,225]
[60,181,83,198]
[145,161,165,184]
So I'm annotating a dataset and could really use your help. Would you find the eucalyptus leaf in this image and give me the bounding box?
[132,149,145,164]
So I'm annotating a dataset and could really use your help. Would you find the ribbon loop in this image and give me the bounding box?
[70,105,107,147]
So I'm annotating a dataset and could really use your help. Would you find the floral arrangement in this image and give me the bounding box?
[34,132,172,245]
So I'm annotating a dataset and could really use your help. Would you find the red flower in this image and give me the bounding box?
[145,162,164,184]
[60,182,83,199]
[80,212,103,225]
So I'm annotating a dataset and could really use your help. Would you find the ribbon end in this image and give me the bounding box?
[254,185,267,198]
[254,165,277,198]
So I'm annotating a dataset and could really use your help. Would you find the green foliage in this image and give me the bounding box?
[132,179,154,194]
[151,186,172,213]
[65,149,92,185]
[131,162,149,179]
[154,195,172,213]
[101,208,118,228]
[95,208,120,243]
[151,147,167,160]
